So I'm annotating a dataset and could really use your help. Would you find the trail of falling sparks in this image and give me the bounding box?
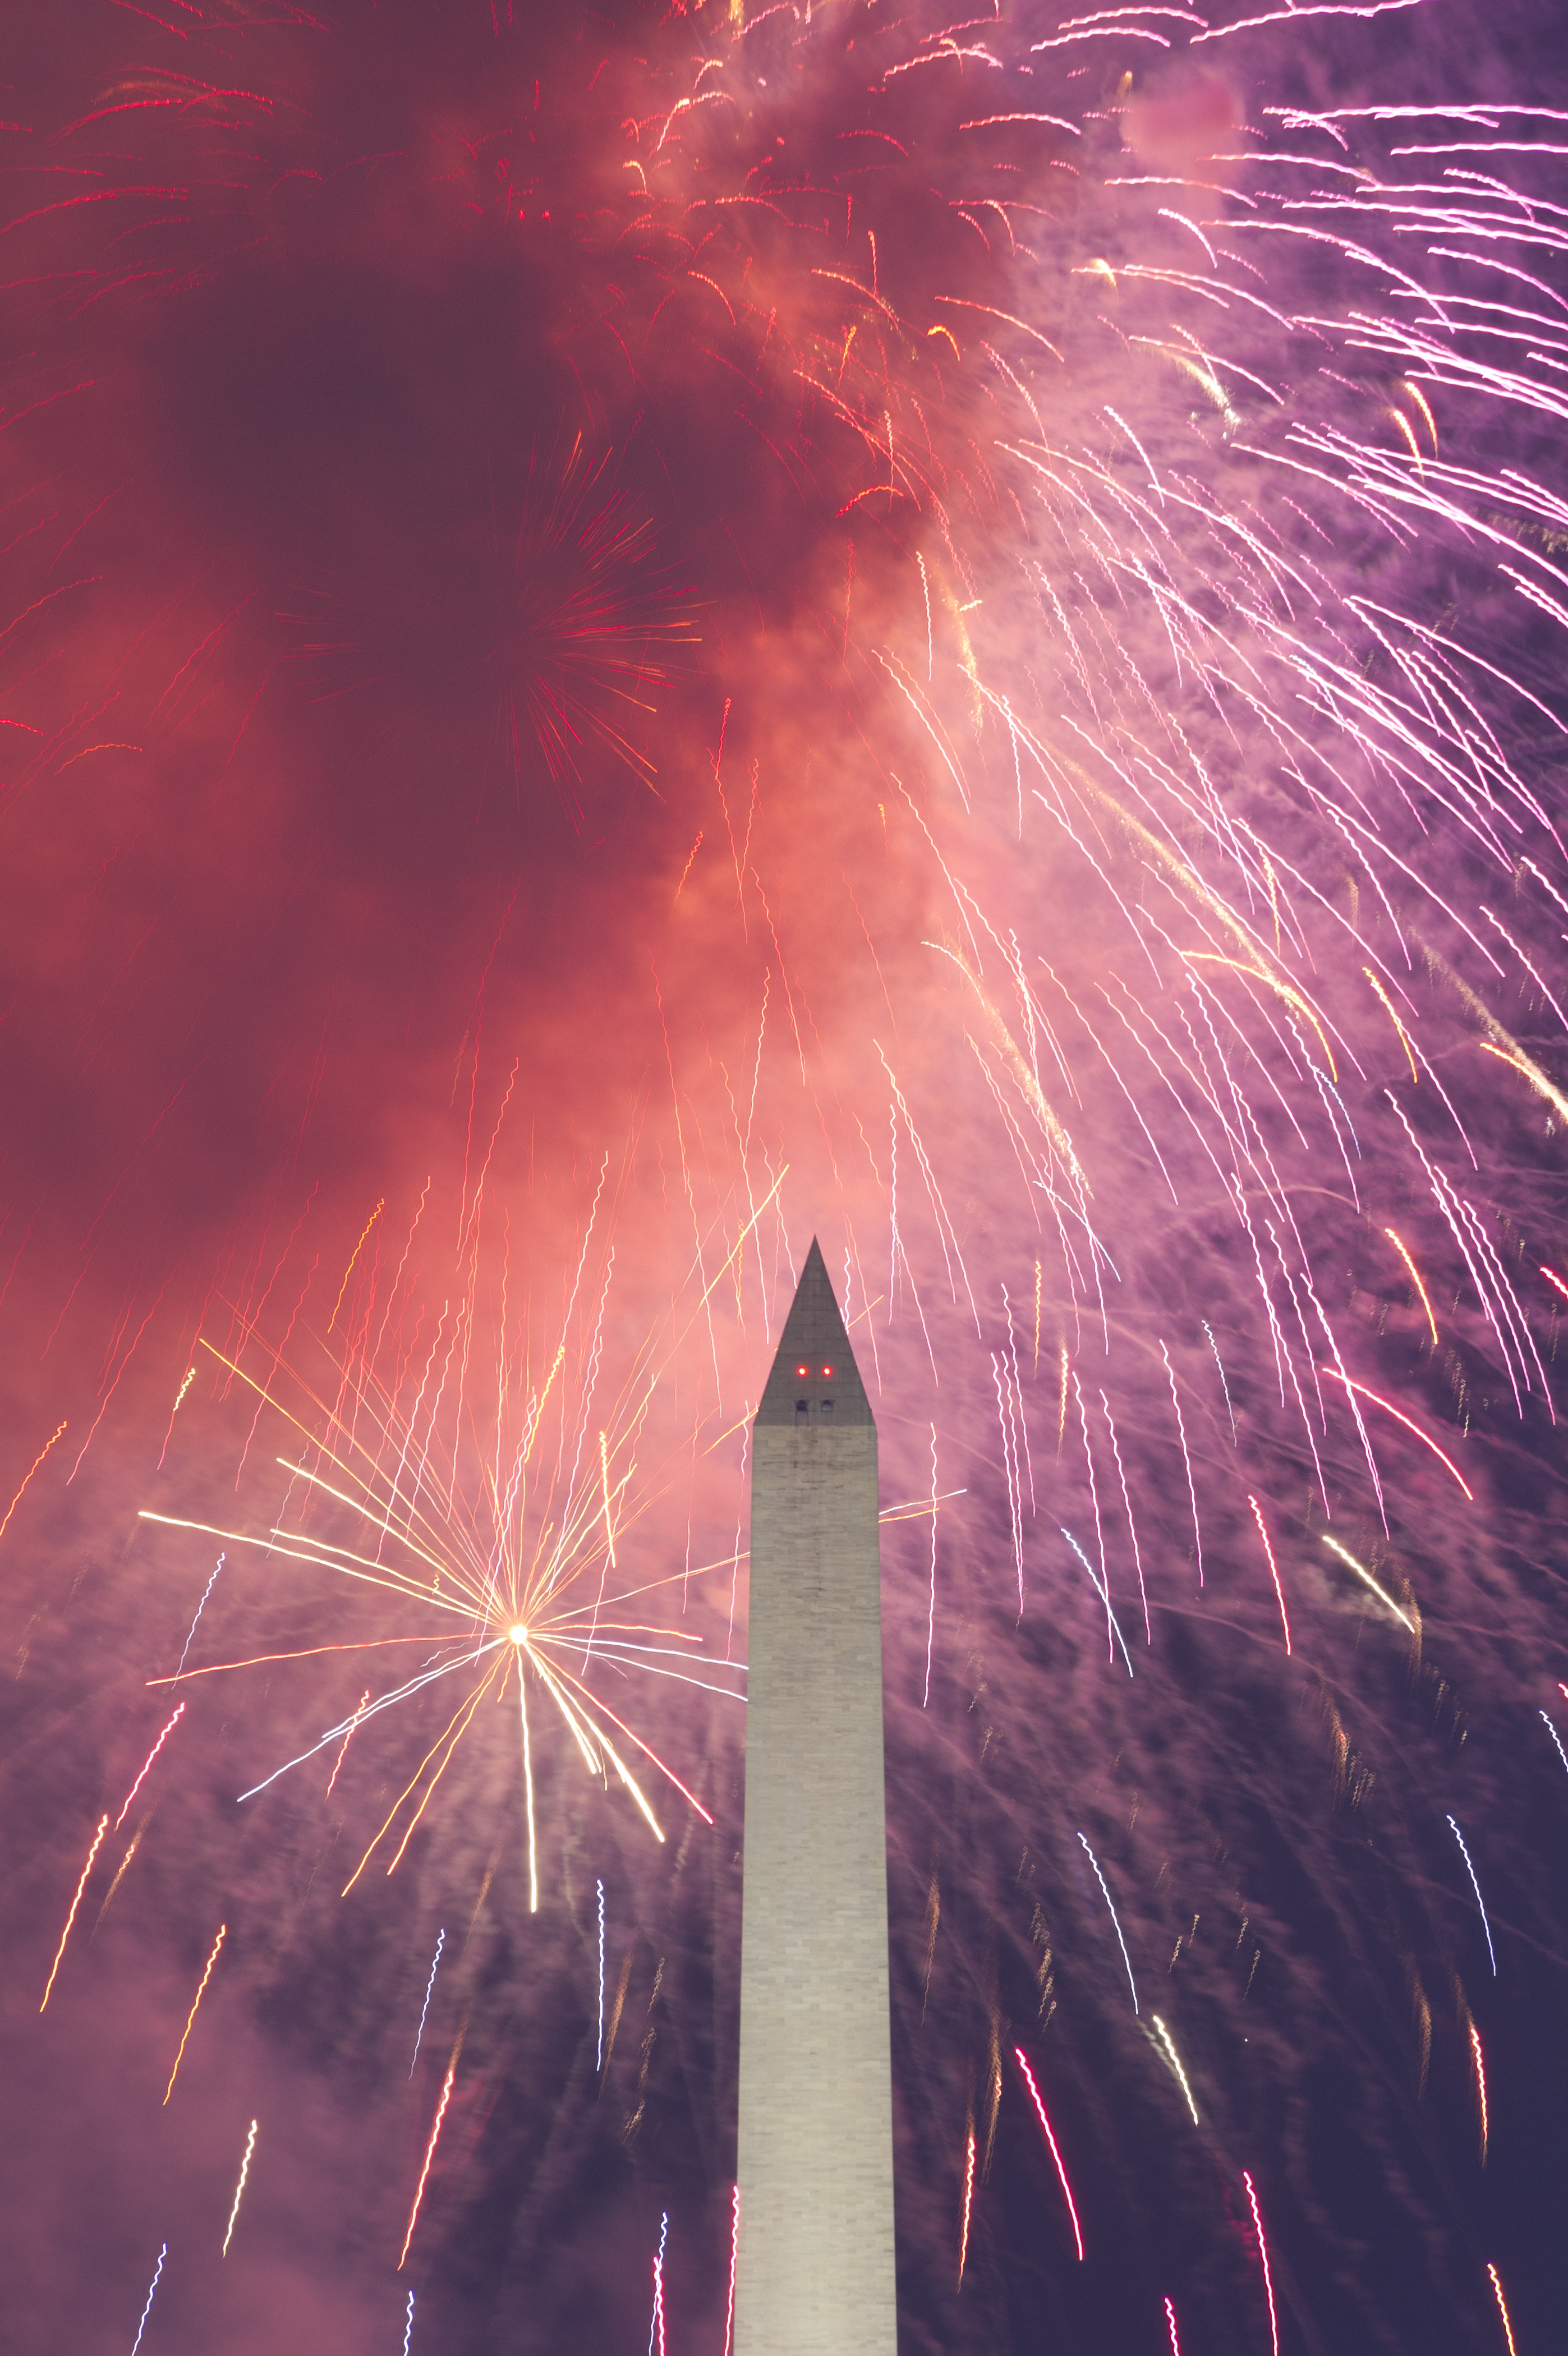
[157,1367,196,1470]
[1321,1369,1474,1501]
[399,2051,458,2268]
[326,1689,371,1797]
[1078,1832,1139,2013]
[923,1423,938,1706]
[328,1198,385,1332]
[1469,2023,1489,2164]
[1161,1343,1203,1587]
[0,1420,66,1547]
[130,2244,167,2356]
[1201,1322,1237,1446]
[596,1879,606,2071]
[222,2119,258,2255]
[647,2210,669,2356]
[1164,2296,1183,2356]
[116,1702,186,1830]
[1488,2263,1519,2356]
[1243,2171,1280,2356]
[1247,1497,1293,1656]
[1541,1264,1568,1312]
[723,2185,739,2356]
[40,1813,109,2011]
[410,1927,445,2075]
[958,2127,976,2288]
[1383,1230,1440,1346]
[173,1555,224,1681]
[403,2291,416,2356]
[1321,1536,1415,1633]
[1447,1815,1498,1977]
[1541,1711,1568,1777]
[1013,2048,1084,2262]
[1150,2016,1199,2124]
[163,1922,227,2102]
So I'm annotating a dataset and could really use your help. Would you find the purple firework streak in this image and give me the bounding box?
[0,2,1566,2351]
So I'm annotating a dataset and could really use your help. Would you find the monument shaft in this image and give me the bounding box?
[735,1241,896,2356]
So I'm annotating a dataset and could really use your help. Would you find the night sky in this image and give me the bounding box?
[3,3,1568,2351]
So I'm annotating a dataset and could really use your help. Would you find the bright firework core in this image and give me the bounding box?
[0,3,1566,2354]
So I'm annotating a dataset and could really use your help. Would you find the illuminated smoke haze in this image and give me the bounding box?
[2,3,1567,2351]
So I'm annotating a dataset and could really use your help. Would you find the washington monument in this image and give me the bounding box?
[734,1239,897,2355]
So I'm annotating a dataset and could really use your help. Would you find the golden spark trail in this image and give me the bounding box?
[40,1814,108,2011]
[1364,968,1419,1085]
[222,2119,258,2254]
[0,1420,66,1547]
[116,1702,186,1829]
[1488,2263,1519,2356]
[1470,2022,1488,2164]
[1320,1535,1415,1632]
[1384,1229,1439,1345]
[164,1921,226,2102]
[1150,2016,1199,2124]
[399,2052,458,2269]
[329,1198,385,1332]
[326,1688,370,1796]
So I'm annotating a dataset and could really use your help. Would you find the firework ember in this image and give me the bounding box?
[2,0,1566,2349]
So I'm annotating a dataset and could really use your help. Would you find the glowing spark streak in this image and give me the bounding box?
[1102,1393,1149,1644]
[1060,1530,1135,1676]
[410,1928,445,2075]
[157,1368,195,1470]
[221,2119,257,2255]
[130,2244,167,2356]
[40,1814,108,2011]
[1319,1535,1414,1631]
[1541,1264,1568,1309]
[0,1420,66,1546]
[1478,1037,1568,1125]
[403,2292,416,2356]
[1164,2295,1183,2356]
[1151,2016,1199,2123]
[1321,1369,1473,1499]
[1470,2023,1489,2163]
[1447,1816,1498,1976]
[647,2211,668,2356]
[1013,2049,1084,2261]
[326,1690,370,1797]
[164,1922,227,2102]
[1364,967,1419,1084]
[1488,2263,1519,2356]
[398,2060,456,2269]
[600,1430,618,1570]
[1384,1230,1440,1345]
[923,1424,938,1708]
[1077,1832,1138,2012]
[116,1702,186,1829]
[328,1198,384,1332]
[174,1554,224,1681]
[958,2128,976,2286]
[1243,2172,1280,2356]
[1541,1710,1568,1776]
[1057,1347,1069,1456]
[1201,1320,1237,1444]
[596,1880,606,2070]
[1161,1343,1203,1586]
[1247,1497,1292,1656]
[519,1659,539,1915]
[723,2186,739,2356]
